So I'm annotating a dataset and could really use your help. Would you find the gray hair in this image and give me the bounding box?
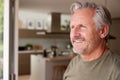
[70,1,112,30]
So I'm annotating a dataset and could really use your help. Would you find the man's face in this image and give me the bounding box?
[70,9,102,54]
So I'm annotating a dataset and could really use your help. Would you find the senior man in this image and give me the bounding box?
[63,1,120,80]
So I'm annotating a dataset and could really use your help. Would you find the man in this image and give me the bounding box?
[63,1,120,80]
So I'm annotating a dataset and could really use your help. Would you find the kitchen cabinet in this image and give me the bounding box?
[110,19,120,38]
[108,19,120,54]
[18,53,31,75]
[30,55,45,80]
[30,54,72,80]
[107,0,120,18]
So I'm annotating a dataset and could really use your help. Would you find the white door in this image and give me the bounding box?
[0,0,4,79]
[2,0,19,80]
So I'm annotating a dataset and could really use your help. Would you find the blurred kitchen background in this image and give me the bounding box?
[11,0,120,80]
[0,0,120,80]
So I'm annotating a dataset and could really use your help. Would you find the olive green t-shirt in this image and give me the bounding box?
[63,50,120,80]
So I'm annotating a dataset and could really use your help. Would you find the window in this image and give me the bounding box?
[0,0,4,78]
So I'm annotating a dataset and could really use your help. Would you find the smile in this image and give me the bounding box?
[73,39,84,43]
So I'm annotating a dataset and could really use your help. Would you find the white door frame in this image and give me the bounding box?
[4,0,18,80]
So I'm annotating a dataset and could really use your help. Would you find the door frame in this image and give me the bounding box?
[3,0,19,80]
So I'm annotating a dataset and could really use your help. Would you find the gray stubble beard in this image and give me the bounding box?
[72,48,85,55]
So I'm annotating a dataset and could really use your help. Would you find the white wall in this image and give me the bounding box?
[18,9,49,29]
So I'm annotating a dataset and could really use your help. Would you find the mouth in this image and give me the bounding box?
[73,38,85,43]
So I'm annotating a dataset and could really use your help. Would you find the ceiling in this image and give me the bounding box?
[19,0,105,14]
[19,0,76,13]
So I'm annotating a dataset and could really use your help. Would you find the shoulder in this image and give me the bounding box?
[66,54,81,69]
[110,51,120,68]
[70,54,81,65]
[110,51,120,79]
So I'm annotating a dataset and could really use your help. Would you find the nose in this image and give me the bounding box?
[71,26,81,37]
[71,26,80,36]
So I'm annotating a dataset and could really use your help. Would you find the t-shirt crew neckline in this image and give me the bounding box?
[79,50,111,64]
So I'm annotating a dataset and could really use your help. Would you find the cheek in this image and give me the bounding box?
[88,32,101,46]
[70,32,73,42]
[87,28,98,37]
[84,31,98,43]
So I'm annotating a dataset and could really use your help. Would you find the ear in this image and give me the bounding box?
[99,25,109,39]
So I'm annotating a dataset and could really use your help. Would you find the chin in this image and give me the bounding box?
[73,48,85,54]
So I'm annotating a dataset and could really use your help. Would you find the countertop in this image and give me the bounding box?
[19,50,76,61]
[31,54,75,61]
[19,50,43,54]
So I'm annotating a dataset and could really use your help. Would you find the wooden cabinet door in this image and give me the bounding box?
[107,0,120,18]
[19,53,31,75]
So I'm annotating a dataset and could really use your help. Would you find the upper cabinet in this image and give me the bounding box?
[107,0,120,18]
[47,13,70,33]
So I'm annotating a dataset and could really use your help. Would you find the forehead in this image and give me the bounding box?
[71,8,95,20]
[70,8,95,25]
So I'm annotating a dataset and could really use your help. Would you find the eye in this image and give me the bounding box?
[80,25,86,28]
[70,25,74,29]
[75,25,86,30]
[70,24,87,31]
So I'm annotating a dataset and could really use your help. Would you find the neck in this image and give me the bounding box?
[80,40,108,61]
